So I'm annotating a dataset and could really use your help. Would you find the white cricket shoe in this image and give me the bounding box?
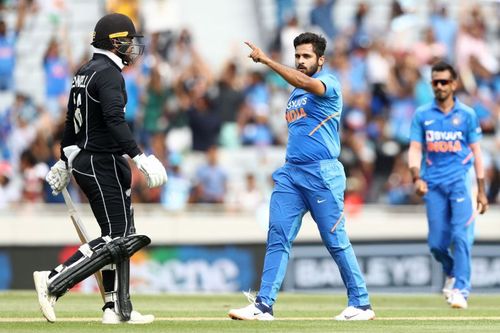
[33,271,57,323]
[442,276,455,300]
[228,303,274,321]
[334,306,376,321]
[449,289,468,309]
[102,308,155,324]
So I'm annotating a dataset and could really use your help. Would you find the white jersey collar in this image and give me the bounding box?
[93,47,124,70]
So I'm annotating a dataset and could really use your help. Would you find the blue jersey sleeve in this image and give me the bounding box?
[466,110,482,144]
[316,72,339,98]
[409,110,424,143]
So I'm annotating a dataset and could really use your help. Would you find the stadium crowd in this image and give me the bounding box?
[0,0,498,212]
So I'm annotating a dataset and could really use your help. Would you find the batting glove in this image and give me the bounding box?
[45,160,70,195]
[133,154,168,188]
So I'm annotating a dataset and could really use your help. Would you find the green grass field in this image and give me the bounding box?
[1,291,500,332]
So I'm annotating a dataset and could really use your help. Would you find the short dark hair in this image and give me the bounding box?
[293,32,326,58]
[431,61,457,80]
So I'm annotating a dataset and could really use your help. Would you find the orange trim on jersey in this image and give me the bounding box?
[465,210,478,226]
[308,112,340,136]
[462,152,473,164]
[330,211,344,233]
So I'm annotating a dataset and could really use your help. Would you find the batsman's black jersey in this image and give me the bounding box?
[61,53,141,161]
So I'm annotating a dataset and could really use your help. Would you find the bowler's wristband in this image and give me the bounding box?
[410,167,420,184]
[477,178,486,193]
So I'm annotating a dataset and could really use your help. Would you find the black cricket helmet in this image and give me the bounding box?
[91,13,145,65]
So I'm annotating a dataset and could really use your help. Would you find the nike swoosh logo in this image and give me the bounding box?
[424,120,435,126]
[457,198,465,202]
[344,314,359,319]
[317,199,326,203]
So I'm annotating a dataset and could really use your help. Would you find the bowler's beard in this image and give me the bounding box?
[298,63,320,77]
[434,90,450,102]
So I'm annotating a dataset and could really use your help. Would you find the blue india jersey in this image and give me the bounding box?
[285,69,342,163]
[409,98,482,186]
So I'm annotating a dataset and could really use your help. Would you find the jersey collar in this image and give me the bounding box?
[93,47,124,70]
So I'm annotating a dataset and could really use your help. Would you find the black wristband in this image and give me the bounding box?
[410,167,420,184]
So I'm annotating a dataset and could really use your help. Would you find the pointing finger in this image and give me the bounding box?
[244,41,256,50]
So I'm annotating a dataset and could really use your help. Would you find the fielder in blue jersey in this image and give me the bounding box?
[408,61,488,309]
[228,33,374,321]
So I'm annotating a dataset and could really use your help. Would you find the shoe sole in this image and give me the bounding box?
[33,272,56,323]
[102,320,155,325]
[335,310,376,321]
[228,311,274,321]
[336,315,376,321]
[128,319,155,324]
[228,312,248,320]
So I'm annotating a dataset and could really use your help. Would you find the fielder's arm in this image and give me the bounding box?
[469,142,489,214]
[408,141,428,196]
[244,41,325,95]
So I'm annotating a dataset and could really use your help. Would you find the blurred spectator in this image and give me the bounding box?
[123,64,142,134]
[5,94,40,168]
[43,38,70,120]
[309,0,336,40]
[160,152,190,211]
[141,65,168,145]
[366,39,391,116]
[190,145,227,204]
[351,2,370,51]
[387,0,420,52]
[344,169,366,216]
[231,173,265,212]
[412,27,446,67]
[429,2,457,61]
[0,19,16,91]
[0,2,24,91]
[169,29,197,78]
[0,160,19,208]
[240,71,273,146]
[187,94,221,152]
[386,54,420,145]
[384,152,419,205]
[280,15,301,67]
[19,149,48,203]
[213,61,245,149]
[455,6,499,93]
[275,0,296,29]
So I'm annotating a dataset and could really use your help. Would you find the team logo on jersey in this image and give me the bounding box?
[286,108,307,123]
[287,97,308,110]
[286,97,308,123]
[425,130,463,153]
[452,116,461,126]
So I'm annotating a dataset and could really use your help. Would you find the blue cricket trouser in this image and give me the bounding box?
[424,172,475,298]
[257,159,370,307]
